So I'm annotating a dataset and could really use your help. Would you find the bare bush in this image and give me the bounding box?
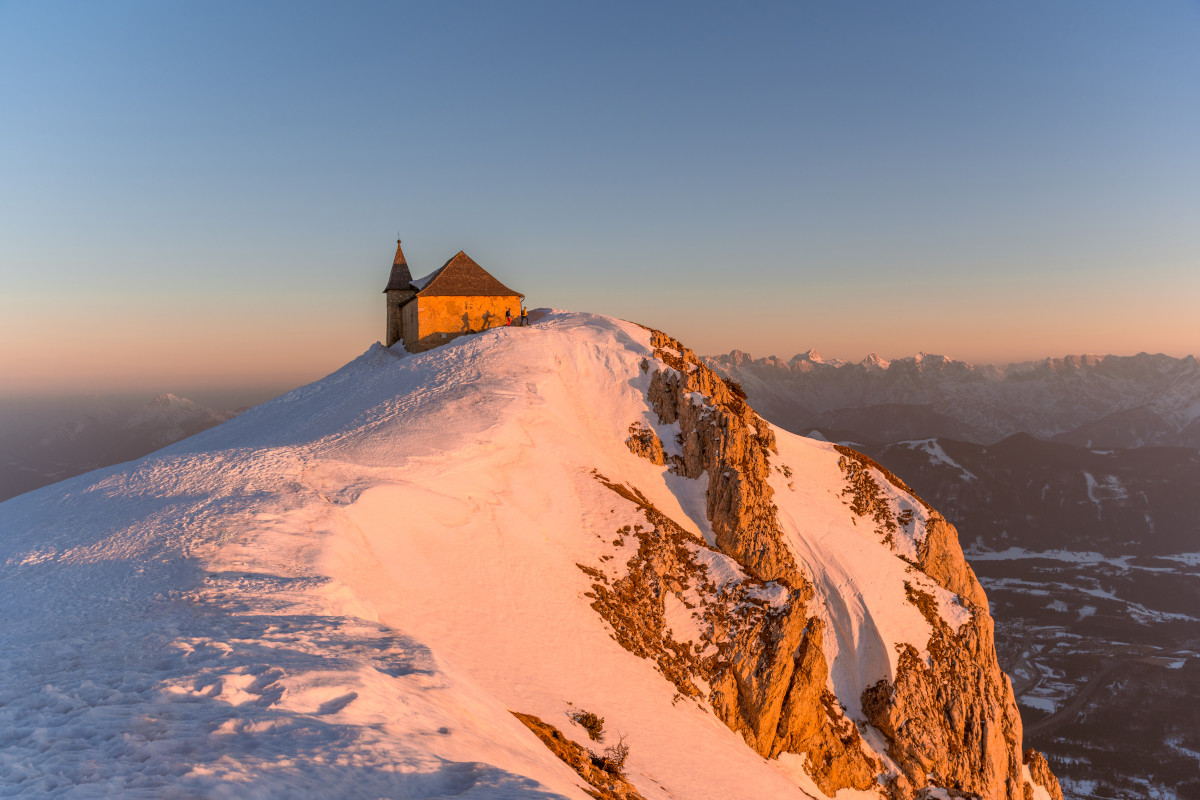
[599,732,630,775]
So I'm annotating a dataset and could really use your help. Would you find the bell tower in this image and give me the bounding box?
[383,239,416,347]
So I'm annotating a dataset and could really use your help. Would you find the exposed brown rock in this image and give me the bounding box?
[768,620,880,791]
[832,445,932,511]
[511,712,647,800]
[835,448,908,550]
[583,327,1059,799]
[644,329,803,591]
[919,513,989,609]
[625,421,666,465]
[583,476,708,699]
[834,445,988,614]
[831,445,1031,799]
[583,473,878,796]
[708,596,809,754]
[860,581,1026,800]
[1024,749,1064,800]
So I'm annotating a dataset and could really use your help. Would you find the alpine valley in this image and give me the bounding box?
[0,311,1060,800]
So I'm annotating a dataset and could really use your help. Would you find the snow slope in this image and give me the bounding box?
[0,311,1034,799]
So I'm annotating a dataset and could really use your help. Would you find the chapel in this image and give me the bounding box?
[384,240,524,352]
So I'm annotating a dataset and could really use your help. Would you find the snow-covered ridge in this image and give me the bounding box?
[0,310,1056,800]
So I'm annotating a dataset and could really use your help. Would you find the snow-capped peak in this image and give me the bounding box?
[0,310,1057,800]
[861,352,890,370]
[797,347,823,363]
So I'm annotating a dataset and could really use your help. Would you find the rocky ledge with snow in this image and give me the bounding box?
[0,311,1059,799]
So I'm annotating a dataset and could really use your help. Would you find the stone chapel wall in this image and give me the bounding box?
[407,295,522,352]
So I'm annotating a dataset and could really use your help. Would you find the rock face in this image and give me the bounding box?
[584,327,1059,799]
[918,514,989,610]
[833,446,1027,799]
[1024,750,1064,800]
[644,330,801,589]
[624,422,666,466]
[859,582,1024,799]
[584,471,878,796]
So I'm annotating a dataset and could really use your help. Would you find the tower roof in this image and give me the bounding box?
[413,251,523,298]
[383,240,415,292]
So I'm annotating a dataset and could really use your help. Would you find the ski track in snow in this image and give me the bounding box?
[0,310,1014,799]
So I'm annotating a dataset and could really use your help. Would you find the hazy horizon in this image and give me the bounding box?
[2,339,1197,413]
[4,1,1199,395]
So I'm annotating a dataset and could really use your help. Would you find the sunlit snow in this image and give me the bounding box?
[0,310,996,798]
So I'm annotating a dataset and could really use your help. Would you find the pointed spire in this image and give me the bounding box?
[384,238,416,292]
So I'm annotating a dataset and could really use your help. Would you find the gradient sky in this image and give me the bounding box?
[2,1,1198,397]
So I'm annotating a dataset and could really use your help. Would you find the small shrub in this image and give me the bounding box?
[600,733,630,775]
[571,710,605,742]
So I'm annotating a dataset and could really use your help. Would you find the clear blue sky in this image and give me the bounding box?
[2,1,1198,396]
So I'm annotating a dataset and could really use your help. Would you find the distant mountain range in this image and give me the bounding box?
[704,350,1200,448]
[0,394,239,502]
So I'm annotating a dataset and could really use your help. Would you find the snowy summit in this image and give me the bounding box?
[0,311,1060,800]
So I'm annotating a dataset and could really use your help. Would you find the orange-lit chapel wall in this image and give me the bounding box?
[404,295,522,352]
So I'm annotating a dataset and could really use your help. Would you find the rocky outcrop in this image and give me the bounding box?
[860,590,1025,800]
[584,473,878,796]
[602,329,880,795]
[766,620,880,790]
[511,712,647,800]
[919,513,989,609]
[624,422,666,466]
[580,476,710,700]
[1024,750,1064,800]
[592,327,1060,800]
[834,448,1053,800]
[833,445,988,608]
[643,329,802,590]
